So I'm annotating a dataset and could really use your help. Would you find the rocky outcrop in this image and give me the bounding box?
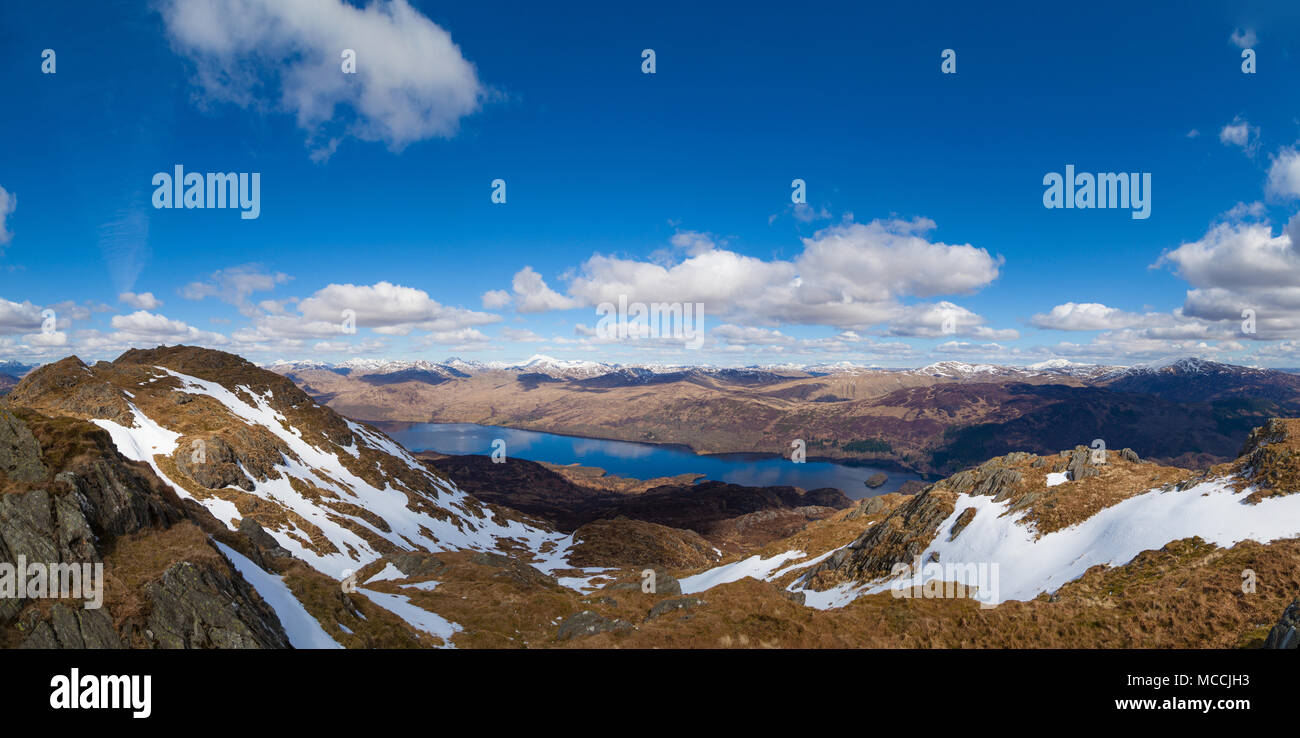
[468,551,560,589]
[645,596,703,621]
[606,567,681,596]
[802,452,1043,590]
[1263,597,1299,649]
[1235,418,1300,500]
[555,610,633,641]
[801,486,957,590]
[142,560,289,649]
[0,406,291,649]
[5,357,132,426]
[0,408,46,484]
[17,604,121,649]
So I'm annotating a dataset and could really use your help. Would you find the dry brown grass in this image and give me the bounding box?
[1015,457,1193,535]
[550,535,1300,649]
[99,521,225,643]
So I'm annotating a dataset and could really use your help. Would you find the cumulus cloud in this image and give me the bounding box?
[0,298,45,334]
[888,301,1018,340]
[481,289,511,309]
[1266,146,1300,200]
[1031,302,1145,331]
[119,291,163,310]
[109,310,226,344]
[181,264,291,315]
[160,0,485,158]
[711,324,792,346]
[1156,215,1300,340]
[667,230,722,257]
[251,280,500,339]
[558,218,1003,332]
[505,267,581,313]
[1219,116,1259,154]
[0,186,14,245]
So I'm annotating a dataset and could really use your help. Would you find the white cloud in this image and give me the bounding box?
[119,291,163,310]
[1157,220,1295,290]
[1219,117,1259,154]
[1156,215,1300,340]
[22,331,67,348]
[481,289,511,309]
[0,186,14,245]
[1266,146,1300,200]
[888,301,1018,340]
[0,298,43,334]
[508,267,581,313]
[1031,302,1145,331]
[181,264,291,315]
[160,0,484,157]
[561,218,1003,332]
[497,327,545,343]
[109,310,228,344]
[277,280,499,337]
[711,324,792,346]
[1230,28,1257,49]
[667,230,722,257]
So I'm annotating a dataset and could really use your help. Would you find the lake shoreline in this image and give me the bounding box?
[369,419,935,478]
[373,420,927,499]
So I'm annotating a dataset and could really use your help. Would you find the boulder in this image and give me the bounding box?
[556,610,633,641]
[1263,597,1300,649]
[646,596,704,621]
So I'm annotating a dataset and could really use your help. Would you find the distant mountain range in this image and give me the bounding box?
[270,355,1300,477]
[264,352,1300,381]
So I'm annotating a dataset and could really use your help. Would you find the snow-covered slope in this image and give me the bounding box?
[16,349,575,583]
[676,437,1300,611]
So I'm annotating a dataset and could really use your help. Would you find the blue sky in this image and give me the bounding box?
[2,0,1300,367]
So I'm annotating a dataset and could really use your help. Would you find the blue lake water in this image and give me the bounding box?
[377,422,921,500]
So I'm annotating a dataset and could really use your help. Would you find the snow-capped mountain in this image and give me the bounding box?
[511,354,619,378]
[913,361,1024,378]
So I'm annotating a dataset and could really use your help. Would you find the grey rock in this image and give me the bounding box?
[781,589,807,606]
[605,567,680,595]
[646,596,704,621]
[469,551,558,588]
[556,610,633,641]
[238,517,292,562]
[1264,597,1300,649]
[144,560,291,649]
[0,408,47,483]
[174,436,255,491]
[387,551,448,579]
